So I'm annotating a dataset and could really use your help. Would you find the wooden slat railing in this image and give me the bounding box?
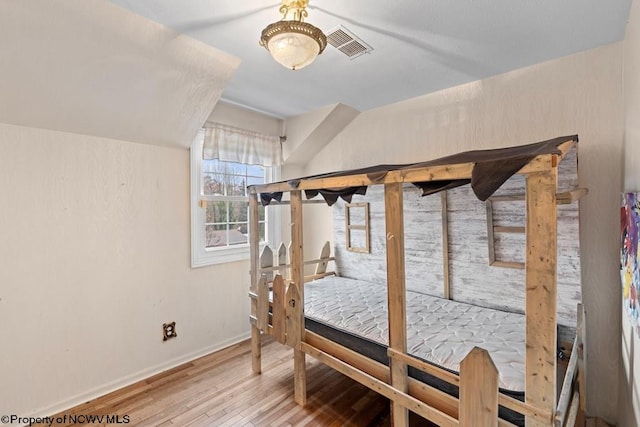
[272,275,287,344]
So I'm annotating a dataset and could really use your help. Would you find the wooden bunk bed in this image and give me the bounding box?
[247,135,587,427]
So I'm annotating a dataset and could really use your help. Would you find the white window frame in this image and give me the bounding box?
[191,131,280,267]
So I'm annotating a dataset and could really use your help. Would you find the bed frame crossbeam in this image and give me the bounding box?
[303,331,525,427]
[257,257,336,273]
[301,341,460,427]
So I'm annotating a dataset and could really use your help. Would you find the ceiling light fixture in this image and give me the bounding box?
[259,0,327,71]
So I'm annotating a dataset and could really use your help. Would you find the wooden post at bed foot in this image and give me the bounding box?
[251,325,261,373]
[525,166,558,427]
[459,347,499,426]
[385,183,409,427]
[290,190,307,406]
[294,349,307,406]
[249,190,261,374]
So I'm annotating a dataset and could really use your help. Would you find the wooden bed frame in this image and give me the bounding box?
[247,137,587,426]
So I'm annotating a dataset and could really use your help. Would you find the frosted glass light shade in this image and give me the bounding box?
[260,19,327,71]
[268,32,321,70]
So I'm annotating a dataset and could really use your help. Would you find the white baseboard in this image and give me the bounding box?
[28,332,251,419]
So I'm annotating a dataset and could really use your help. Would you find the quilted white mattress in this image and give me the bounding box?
[304,275,526,392]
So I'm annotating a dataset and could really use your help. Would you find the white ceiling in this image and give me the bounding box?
[110,0,633,118]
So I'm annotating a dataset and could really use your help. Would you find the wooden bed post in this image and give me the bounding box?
[525,163,558,427]
[440,190,451,300]
[290,190,307,406]
[385,183,409,427]
[249,190,261,374]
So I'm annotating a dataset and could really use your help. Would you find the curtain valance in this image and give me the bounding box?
[203,123,282,167]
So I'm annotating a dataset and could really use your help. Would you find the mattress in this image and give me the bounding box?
[303,275,526,393]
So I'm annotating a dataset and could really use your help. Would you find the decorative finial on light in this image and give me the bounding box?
[259,0,327,70]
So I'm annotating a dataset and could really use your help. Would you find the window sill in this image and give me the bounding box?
[191,245,250,268]
[191,243,269,268]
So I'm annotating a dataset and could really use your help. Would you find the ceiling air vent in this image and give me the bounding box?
[325,25,373,60]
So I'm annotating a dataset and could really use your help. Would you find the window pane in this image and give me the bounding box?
[247,164,265,177]
[226,175,247,196]
[348,205,367,224]
[202,158,228,174]
[349,229,367,250]
[202,159,227,196]
[205,201,228,223]
[225,162,246,176]
[228,223,249,246]
[205,224,228,248]
[234,222,249,235]
[229,201,248,223]
[247,175,265,187]
[258,221,266,243]
[258,205,265,221]
[202,172,225,196]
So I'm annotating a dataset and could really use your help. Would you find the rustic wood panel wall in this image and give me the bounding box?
[335,184,445,297]
[333,147,581,327]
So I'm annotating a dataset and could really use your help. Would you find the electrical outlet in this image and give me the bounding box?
[163,322,177,341]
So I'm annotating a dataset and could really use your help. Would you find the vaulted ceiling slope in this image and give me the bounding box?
[0,0,239,148]
[111,0,633,118]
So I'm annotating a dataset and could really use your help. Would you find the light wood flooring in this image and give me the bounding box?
[46,337,437,426]
[43,337,610,427]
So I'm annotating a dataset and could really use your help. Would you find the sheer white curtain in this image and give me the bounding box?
[202,122,282,167]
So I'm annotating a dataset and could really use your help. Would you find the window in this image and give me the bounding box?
[191,130,279,267]
[485,195,525,269]
[345,202,370,253]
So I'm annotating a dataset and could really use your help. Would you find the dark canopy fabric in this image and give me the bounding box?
[257,135,577,206]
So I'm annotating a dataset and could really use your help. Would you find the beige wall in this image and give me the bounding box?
[304,43,625,422]
[619,0,640,425]
[0,123,251,417]
[206,100,282,136]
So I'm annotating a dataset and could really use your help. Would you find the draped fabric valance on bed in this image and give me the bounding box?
[257,134,578,206]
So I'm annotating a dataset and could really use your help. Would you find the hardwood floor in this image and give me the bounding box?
[43,337,602,426]
[48,337,406,426]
